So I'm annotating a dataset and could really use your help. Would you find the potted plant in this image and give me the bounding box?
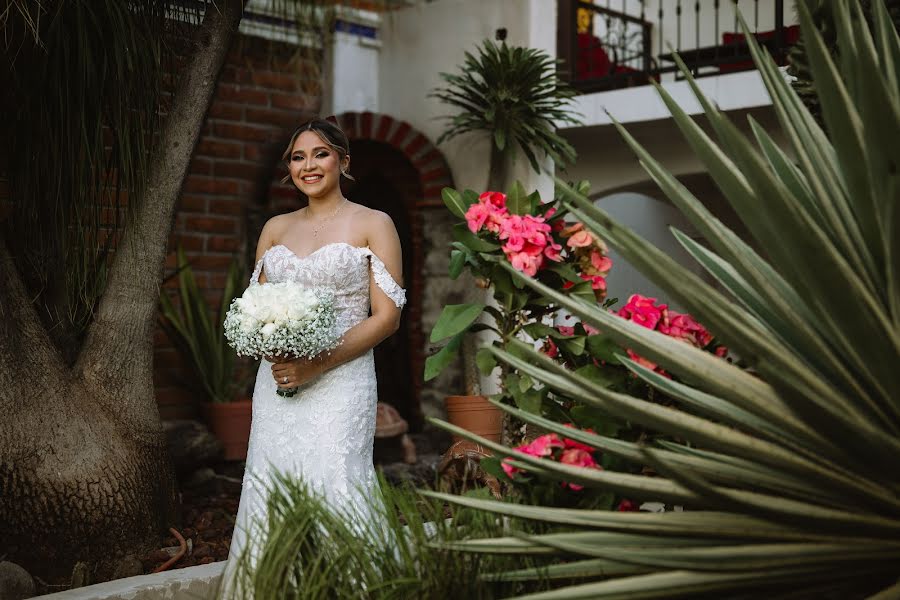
[159,247,250,460]
[430,38,581,442]
[425,181,615,444]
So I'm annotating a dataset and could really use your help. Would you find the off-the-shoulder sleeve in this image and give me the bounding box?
[359,248,406,308]
[249,258,264,285]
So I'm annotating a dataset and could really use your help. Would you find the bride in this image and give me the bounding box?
[222,118,407,593]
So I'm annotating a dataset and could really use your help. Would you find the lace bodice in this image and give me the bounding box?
[249,242,406,335]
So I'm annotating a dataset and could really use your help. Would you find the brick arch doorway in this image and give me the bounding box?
[336,112,454,431]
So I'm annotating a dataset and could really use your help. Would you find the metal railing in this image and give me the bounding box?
[558,0,796,94]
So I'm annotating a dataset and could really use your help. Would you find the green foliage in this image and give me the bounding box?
[0,0,174,354]
[431,39,582,173]
[225,471,554,599]
[427,0,900,596]
[158,248,244,404]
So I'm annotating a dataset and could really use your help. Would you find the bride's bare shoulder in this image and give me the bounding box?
[353,205,396,235]
[256,212,299,257]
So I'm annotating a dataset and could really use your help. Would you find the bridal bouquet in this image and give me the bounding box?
[224,282,339,397]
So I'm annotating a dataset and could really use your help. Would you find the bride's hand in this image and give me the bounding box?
[271,356,323,389]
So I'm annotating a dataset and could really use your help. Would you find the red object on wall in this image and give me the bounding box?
[576,33,612,80]
[719,25,800,72]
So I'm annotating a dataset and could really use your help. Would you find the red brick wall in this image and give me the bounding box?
[155,34,320,419]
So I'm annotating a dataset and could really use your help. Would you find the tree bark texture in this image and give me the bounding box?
[0,0,243,583]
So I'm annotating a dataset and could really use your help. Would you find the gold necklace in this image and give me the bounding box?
[309,199,347,238]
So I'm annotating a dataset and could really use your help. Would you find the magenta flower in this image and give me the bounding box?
[508,250,543,277]
[590,250,612,274]
[559,448,599,491]
[580,273,607,291]
[557,325,575,337]
[561,424,596,453]
[522,434,565,456]
[465,194,508,234]
[617,499,639,512]
[541,338,559,359]
[618,294,667,330]
[465,201,492,233]
[479,191,507,209]
[501,434,565,479]
[660,312,713,348]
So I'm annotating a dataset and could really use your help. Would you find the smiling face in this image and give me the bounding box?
[288,130,349,199]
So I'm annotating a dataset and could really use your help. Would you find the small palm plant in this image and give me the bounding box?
[158,249,244,404]
[431,39,582,191]
[225,472,553,599]
[423,0,900,597]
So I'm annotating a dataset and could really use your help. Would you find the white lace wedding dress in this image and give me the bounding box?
[221,242,406,595]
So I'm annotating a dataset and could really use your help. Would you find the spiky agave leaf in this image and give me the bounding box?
[427,0,900,597]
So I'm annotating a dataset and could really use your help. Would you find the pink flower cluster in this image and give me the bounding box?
[502,430,600,491]
[616,294,725,373]
[560,223,612,299]
[465,191,562,277]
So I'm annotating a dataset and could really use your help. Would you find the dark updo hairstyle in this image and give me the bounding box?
[281,117,354,184]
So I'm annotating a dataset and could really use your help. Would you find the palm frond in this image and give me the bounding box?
[431,39,582,172]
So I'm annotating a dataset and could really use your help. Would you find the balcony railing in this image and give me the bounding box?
[557,0,799,94]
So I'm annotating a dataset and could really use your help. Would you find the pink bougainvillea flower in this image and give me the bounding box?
[484,212,506,234]
[566,230,594,248]
[479,191,507,208]
[580,273,607,291]
[466,192,509,233]
[541,337,559,359]
[626,348,658,372]
[562,281,575,290]
[617,499,639,512]
[499,215,527,251]
[508,250,543,277]
[544,240,563,262]
[559,447,596,468]
[715,345,729,358]
[501,458,521,479]
[560,222,584,237]
[618,294,667,330]
[589,250,613,274]
[660,312,713,348]
[464,201,492,233]
[522,434,564,457]
[561,424,597,453]
[582,322,600,336]
[559,448,599,491]
[557,325,575,337]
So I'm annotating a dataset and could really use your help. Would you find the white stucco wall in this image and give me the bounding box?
[569,69,774,128]
[378,0,556,198]
[594,192,705,312]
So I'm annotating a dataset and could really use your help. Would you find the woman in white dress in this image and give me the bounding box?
[222,118,407,593]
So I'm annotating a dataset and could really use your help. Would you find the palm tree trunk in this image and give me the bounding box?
[487,143,510,192]
[0,0,243,584]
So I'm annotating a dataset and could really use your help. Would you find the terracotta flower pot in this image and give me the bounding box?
[444,395,503,443]
[203,398,252,461]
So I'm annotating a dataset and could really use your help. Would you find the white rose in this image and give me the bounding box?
[239,315,259,333]
[287,303,310,321]
[254,304,275,323]
[260,322,278,337]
